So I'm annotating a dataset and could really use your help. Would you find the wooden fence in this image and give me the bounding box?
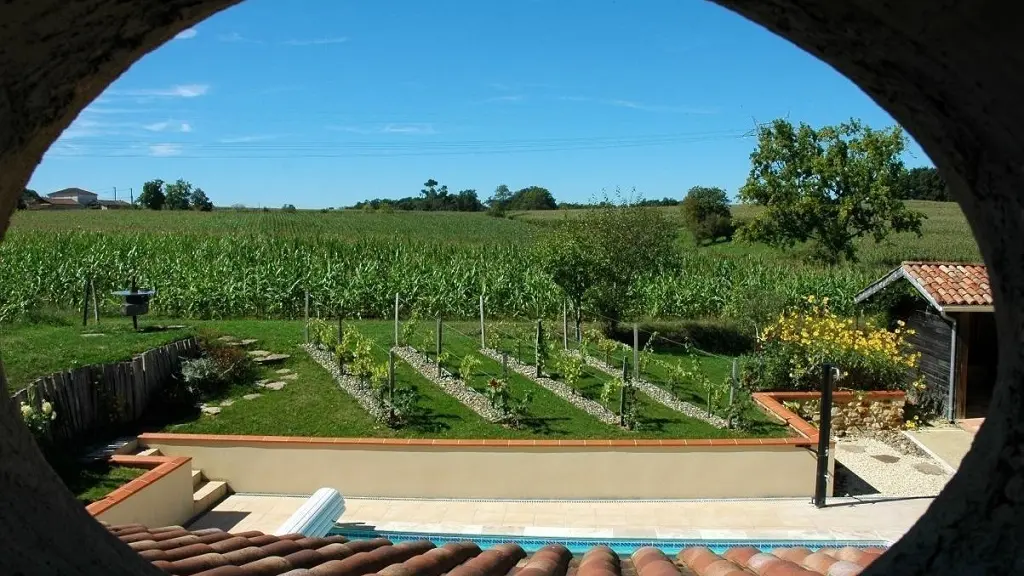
[10,338,200,442]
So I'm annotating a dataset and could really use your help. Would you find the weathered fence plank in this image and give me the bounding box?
[9,338,198,442]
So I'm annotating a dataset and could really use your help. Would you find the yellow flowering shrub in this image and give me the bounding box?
[743,295,925,392]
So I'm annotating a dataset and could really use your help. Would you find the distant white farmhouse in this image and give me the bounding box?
[46,187,98,207]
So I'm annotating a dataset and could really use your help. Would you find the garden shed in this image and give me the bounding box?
[854,262,995,422]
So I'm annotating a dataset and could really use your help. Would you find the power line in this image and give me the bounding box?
[47,130,753,159]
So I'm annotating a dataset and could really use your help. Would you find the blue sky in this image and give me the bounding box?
[30,0,931,208]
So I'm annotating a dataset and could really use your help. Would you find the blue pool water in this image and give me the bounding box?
[328,528,889,556]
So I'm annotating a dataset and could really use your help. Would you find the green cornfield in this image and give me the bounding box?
[0,202,979,325]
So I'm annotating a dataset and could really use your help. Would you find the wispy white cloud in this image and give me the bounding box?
[218,32,263,44]
[217,134,280,144]
[282,37,348,46]
[149,143,183,157]
[111,84,210,98]
[329,123,436,135]
[143,120,193,133]
[609,99,718,114]
[174,28,198,40]
[382,123,434,134]
[485,95,525,103]
[554,95,718,114]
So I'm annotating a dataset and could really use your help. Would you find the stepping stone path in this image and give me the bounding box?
[220,399,235,407]
[256,379,270,387]
[243,393,262,401]
[218,336,237,342]
[248,350,271,357]
[200,405,222,416]
[914,462,947,476]
[839,444,866,453]
[260,381,287,391]
[240,339,258,346]
[254,353,290,364]
[283,373,299,380]
[871,454,901,464]
[82,333,106,338]
[275,368,292,374]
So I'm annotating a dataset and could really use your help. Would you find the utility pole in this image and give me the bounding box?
[113,186,117,201]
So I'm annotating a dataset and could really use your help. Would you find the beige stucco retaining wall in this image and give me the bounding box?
[141,439,826,499]
[92,461,194,527]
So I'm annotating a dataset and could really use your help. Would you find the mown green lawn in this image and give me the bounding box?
[1,314,194,392]
[1,316,788,439]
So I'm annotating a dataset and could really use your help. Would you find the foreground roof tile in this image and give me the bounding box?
[102,523,883,576]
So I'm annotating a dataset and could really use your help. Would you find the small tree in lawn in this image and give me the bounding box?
[539,190,678,331]
[737,118,924,264]
[681,186,734,245]
[137,179,166,210]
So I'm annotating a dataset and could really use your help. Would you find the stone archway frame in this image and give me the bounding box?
[0,1,1021,574]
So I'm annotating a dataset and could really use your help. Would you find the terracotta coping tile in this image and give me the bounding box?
[86,455,191,517]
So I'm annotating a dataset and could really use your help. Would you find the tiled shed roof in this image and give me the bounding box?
[854,261,992,311]
[901,262,991,307]
[102,522,885,576]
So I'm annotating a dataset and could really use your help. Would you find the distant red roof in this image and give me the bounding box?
[856,261,992,311]
[102,522,885,576]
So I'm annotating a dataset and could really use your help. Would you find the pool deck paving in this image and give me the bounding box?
[903,424,977,472]
[189,494,936,545]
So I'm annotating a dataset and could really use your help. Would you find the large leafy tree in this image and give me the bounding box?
[190,187,213,211]
[164,178,193,210]
[136,179,166,210]
[681,185,733,244]
[898,166,951,201]
[540,193,678,328]
[508,186,557,210]
[737,118,924,264]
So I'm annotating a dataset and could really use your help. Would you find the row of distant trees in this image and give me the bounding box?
[351,180,560,215]
[136,179,213,211]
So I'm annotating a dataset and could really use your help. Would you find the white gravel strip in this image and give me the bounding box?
[579,353,729,429]
[392,346,502,423]
[480,348,620,426]
[834,436,953,497]
[303,344,387,421]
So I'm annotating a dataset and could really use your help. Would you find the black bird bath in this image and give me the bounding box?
[112,279,156,331]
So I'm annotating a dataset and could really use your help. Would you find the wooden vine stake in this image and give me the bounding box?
[81,277,91,327]
[534,319,543,378]
[388,350,396,424]
[479,294,486,349]
[436,317,443,378]
[303,289,310,343]
[562,301,568,350]
[620,358,628,427]
[90,279,99,324]
[393,293,400,347]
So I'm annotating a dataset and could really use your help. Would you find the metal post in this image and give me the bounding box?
[502,352,509,380]
[337,314,343,346]
[479,295,486,349]
[813,364,835,508]
[388,350,396,423]
[394,293,400,347]
[535,319,543,378]
[633,323,640,381]
[90,279,99,324]
[82,277,91,327]
[620,359,628,427]
[130,276,138,331]
[436,317,443,377]
[727,358,738,429]
[303,289,310,343]
[563,301,569,350]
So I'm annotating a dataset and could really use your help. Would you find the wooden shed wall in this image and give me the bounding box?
[904,308,953,415]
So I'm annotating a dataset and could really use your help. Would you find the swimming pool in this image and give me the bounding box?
[328,528,889,556]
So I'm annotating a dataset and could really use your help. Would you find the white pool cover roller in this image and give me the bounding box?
[273,488,345,537]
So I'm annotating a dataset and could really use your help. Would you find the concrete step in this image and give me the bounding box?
[191,469,205,490]
[193,480,229,516]
[136,447,161,457]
